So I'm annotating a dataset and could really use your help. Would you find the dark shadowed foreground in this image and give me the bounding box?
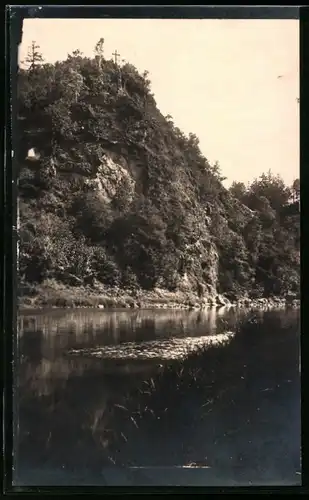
[14,307,301,486]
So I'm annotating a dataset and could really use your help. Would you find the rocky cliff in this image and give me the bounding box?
[17,46,300,307]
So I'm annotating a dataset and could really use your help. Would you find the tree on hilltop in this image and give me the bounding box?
[25,41,44,71]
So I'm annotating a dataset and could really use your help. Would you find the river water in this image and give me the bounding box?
[14,307,301,486]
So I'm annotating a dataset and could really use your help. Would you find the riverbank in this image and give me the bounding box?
[18,280,300,310]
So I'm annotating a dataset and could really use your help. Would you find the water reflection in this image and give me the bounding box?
[17,308,241,398]
[15,307,301,486]
[18,306,243,341]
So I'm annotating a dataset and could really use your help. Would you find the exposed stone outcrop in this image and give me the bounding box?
[85,155,135,204]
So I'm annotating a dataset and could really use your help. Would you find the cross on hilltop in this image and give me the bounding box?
[112,49,123,91]
[112,50,120,65]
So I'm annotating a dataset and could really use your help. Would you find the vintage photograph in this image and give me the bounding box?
[14,17,300,486]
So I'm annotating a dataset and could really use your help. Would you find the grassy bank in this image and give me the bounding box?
[18,280,200,309]
[18,279,298,310]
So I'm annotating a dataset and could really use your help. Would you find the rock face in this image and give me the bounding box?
[177,238,219,297]
[216,294,231,307]
[86,155,135,205]
[80,146,223,299]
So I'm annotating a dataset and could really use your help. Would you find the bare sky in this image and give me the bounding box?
[19,18,299,186]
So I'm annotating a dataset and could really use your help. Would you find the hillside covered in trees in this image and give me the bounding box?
[17,40,300,307]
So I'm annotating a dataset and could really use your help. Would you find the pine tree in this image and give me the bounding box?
[25,41,44,71]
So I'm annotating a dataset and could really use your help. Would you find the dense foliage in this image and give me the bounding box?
[17,41,300,300]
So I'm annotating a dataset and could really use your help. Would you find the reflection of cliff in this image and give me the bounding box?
[17,308,243,404]
[16,308,249,396]
[19,357,102,397]
[18,307,241,343]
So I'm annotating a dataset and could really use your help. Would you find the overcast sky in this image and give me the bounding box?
[19,18,299,186]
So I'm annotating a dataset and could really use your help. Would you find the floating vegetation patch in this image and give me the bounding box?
[67,332,235,361]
